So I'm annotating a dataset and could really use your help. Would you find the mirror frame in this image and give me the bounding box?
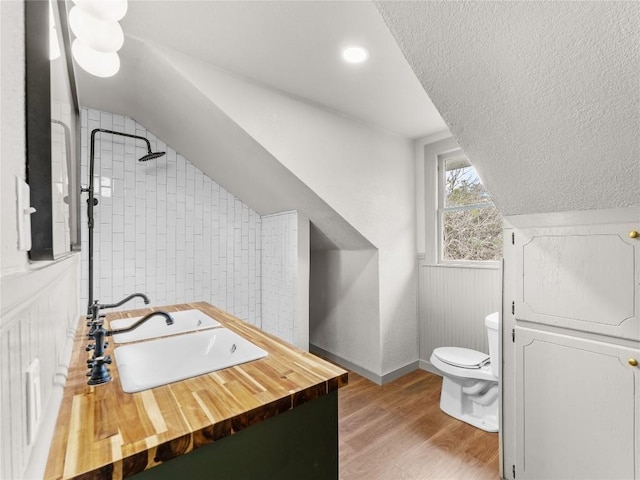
[25,0,81,260]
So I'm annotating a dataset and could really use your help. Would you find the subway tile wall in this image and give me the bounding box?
[261,212,298,345]
[80,109,262,325]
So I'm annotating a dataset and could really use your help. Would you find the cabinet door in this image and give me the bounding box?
[514,223,640,340]
[515,327,640,480]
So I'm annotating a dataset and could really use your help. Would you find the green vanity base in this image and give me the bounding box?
[130,390,338,480]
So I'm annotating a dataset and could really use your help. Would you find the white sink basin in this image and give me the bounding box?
[114,328,268,393]
[110,309,221,344]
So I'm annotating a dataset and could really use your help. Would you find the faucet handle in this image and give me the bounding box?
[86,344,95,352]
[87,355,112,366]
[86,314,105,326]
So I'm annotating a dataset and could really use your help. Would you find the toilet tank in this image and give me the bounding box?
[485,312,500,378]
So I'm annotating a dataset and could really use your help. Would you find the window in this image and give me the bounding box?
[438,151,502,262]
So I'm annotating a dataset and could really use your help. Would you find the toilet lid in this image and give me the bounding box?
[433,347,490,369]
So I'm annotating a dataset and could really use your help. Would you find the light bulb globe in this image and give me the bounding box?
[72,0,128,22]
[72,39,120,78]
[69,6,124,53]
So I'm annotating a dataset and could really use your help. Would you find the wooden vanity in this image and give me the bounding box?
[44,302,348,479]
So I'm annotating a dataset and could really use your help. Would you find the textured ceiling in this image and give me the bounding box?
[375,1,640,215]
[114,0,446,139]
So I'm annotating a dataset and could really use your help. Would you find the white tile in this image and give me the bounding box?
[80,109,263,324]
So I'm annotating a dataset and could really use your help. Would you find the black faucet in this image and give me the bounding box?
[86,293,150,338]
[87,311,174,386]
[99,293,150,310]
[107,311,174,336]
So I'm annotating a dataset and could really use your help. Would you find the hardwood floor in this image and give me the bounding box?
[339,369,499,480]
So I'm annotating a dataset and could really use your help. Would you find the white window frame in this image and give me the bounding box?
[437,150,501,268]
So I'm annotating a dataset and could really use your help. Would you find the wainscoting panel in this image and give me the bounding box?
[0,256,79,479]
[419,264,502,366]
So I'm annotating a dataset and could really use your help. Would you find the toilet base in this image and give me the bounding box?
[440,376,499,433]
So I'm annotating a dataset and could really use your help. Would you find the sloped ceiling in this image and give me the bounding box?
[73,1,450,250]
[75,36,373,250]
[108,1,446,139]
[375,1,640,216]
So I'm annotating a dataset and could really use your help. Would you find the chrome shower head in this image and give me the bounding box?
[139,151,166,162]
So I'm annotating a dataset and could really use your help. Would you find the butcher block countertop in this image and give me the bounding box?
[45,302,348,480]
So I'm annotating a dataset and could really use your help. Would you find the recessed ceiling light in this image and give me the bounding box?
[341,45,369,64]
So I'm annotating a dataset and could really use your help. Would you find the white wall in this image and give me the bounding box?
[80,109,262,324]
[309,249,381,374]
[0,0,28,276]
[261,211,309,350]
[152,46,418,377]
[0,3,80,478]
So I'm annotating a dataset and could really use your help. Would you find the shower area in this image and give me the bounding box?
[80,108,308,348]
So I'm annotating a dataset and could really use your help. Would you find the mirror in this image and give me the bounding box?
[26,0,80,260]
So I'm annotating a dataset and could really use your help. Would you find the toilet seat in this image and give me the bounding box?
[433,347,490,369]
[430,352,497,381]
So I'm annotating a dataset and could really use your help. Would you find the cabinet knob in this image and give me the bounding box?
[629,358,639,367]
[630,230,639,239]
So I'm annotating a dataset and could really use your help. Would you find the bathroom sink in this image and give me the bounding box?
[110,309,221,343]
[114,328,268,393]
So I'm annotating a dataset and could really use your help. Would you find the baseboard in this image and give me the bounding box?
[309,345,383,384]
[309,345,420,385]
[381,361,420,384]
[419,359,442,377]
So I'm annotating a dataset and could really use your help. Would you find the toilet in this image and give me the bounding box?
[430,312,500,432]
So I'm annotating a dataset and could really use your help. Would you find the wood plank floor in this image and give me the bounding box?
[339,369,499,480]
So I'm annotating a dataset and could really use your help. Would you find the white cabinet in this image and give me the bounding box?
[514,223,639,341]
[502,209,640,480]
[515,327,640,480]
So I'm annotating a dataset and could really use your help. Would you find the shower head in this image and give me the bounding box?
[86,128,168,313]
[139,150,166,162]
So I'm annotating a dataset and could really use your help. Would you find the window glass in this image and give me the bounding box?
[439,153,502,262]
[444,156,492,208]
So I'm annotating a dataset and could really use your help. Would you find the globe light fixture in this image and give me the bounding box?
[69,0,128,78]
[72,39,121,78]
[69,6,124,52]
[72,0,128,22]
